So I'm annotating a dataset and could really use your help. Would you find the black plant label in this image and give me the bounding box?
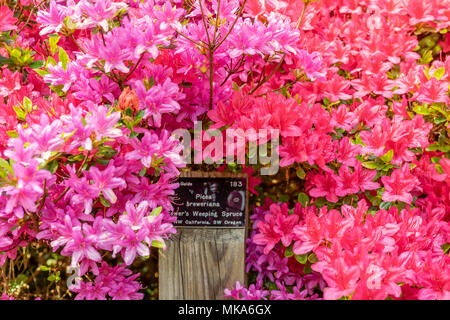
[171,176,247,227]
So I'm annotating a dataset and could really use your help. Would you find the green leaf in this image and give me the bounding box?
[45,160,59,174]
[8,274,28,292]
[151,240,165,248]
[380,149,394,163]
[29,60,44,69]
[34,69,49,76]
[47,272,58,281]
[303,263,312,274]
[123,119,133,131]
[6,131,18,138]
[134,110,145,125]
[284,246,294,258]
[431,157,441,164]
[58,47,70,70]
[433,67,445,80]
[139,167,147,177]
[381,164,394,172]
[280,86,290,97]
[151,206,162,216]
[0,55,9,65]
[67,154,85,162]
[418,49,433,65]
[39,265,49,271]
[95,158,110,166]
[143,76,155,90]
[442,243,450,255]
[23,97,33,113]
[99,196,111,208]
[135,109,145,119]
[413,104,430,115]
[46,258,57,266]
[296,167,306,179]
[49,35,61,55]
[379,201,393,210]
[426,144,440,152]
[308,253,318,264]
[13,105,27,121]
[427,143,450,153]
[129,131,139,138]
[96,145,118,159]
[46,56,57,67]
[0,158,13,175]
[63,16,77,32]
[125,107,133,117]
[362,161,379,169]
[313,197,328,208]
[434,117,447,125]
[297,192,309,207]
[295,254,308,264]
[10,48,21,60]
[352,133,365,146]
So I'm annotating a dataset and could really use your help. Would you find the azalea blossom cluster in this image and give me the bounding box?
[0,0,191,299]
[0,0,323,299]
[0,0,449,300]
[232,198,449,300]
[223,0,450,300]
[0,95,183,298]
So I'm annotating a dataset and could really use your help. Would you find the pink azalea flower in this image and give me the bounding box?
[1,160,51,216]
[88,165,126,204]
[354,162,380,192]
[73,281,109,300]
[36,1,67,35]
[253,215,282,255]
[63,227,102,268]
[414,77,449,104]
[120,226,149,265]
[334,165,360,197]
[308,172,339,203]
[321,258,360,300]
[360,125,388,157]
[125,131,160,168]
[0,69,22,97]
[0,6,17,32]
[85,105,122,141]
[292,207,325,255]
[79,0,126,32]
[381,164,421,204]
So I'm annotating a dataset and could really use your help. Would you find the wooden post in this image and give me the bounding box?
[159,172,248,300]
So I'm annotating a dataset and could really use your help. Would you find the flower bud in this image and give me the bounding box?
[118,87,139,113]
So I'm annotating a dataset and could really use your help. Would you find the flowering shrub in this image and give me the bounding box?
[0,0,449,300]
[0,0,189,299]
[222,0,450,300]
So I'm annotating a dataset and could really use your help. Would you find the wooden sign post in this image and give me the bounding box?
[159,172,248,300]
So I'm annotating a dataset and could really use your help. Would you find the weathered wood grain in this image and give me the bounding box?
[159,228,246,300]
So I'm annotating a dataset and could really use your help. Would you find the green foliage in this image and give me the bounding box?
[151,206,163,216]
[0,45,44,71]
[295,254,308,264]
[58,47,70,70]
[297,192,310,207]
